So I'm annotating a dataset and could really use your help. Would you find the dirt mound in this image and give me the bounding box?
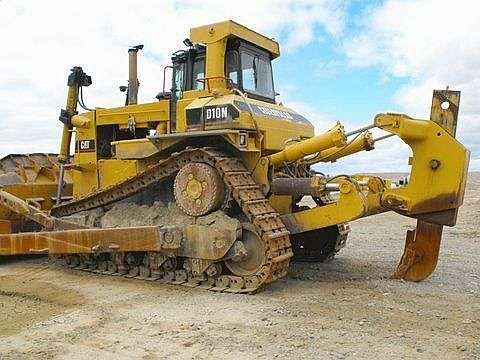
[64,201,239,230]
[101,201,194,228]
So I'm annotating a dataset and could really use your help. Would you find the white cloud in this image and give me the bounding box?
[344,0,480,171]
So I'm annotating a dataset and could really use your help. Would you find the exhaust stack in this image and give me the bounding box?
[127,44,144,105]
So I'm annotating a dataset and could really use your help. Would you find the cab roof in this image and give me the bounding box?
[190,20,280,59]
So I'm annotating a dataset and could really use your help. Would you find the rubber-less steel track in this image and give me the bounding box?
[316,193,350,260]
[291,193,350,263]
[53,148,292,293]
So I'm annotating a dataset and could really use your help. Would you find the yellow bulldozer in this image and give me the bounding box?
[0,21,470,293]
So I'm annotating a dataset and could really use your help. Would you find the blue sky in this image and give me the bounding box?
[274,2,409,125]
[276,39,408,124]
[0,0,478,172]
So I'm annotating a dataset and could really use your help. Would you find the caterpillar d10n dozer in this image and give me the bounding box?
[0,21,470,293]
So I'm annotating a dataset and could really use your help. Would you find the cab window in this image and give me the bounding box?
[226,40,275,102]
[255,56,274,98]
[173,62,185,100]
[192,58,205,90]
[171,46,205,100]
[226,50,240,86]
[241,52,256,91]
[239,50,274,100]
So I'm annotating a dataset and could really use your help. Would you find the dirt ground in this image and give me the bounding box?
[0,173,479,360]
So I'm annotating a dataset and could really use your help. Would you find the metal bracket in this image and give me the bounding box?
[430,89,460,137]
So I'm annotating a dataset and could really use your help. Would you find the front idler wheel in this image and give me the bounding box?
[225,223,266,276]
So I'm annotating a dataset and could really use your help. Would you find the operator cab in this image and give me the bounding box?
[170,38,276,104]
[171,44,206,100]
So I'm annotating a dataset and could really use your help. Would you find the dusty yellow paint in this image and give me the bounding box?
[191,20,280,58]
[72,111,98,198]
[281,180,368,233]
[58,81,79,163]
[268,195,293,215]
[311,131,374,163]
[98,160,139,189]
[269,123,346,166]
[374,113,469,215]
[96,100,170,127]
[112,138,160,160]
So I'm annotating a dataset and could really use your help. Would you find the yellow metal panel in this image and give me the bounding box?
[281,181,368,234]
[113,138,160,159]
[73,112,99,198]
[96,101,170,126]
[249,111,314,151]
[175,97,196,132]
[259,120,312,146]
[190,20,280,58]
[183,94,314,151]
[268,195,292,215]
[205,39,228,88]
[98,159,139,190]
[375,114,470,216]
